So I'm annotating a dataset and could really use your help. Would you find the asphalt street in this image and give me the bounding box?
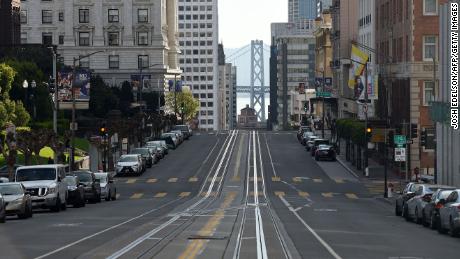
[0,130,459,259]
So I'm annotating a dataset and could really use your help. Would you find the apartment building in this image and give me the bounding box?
[177,0,219,131]
[20,0,181,89]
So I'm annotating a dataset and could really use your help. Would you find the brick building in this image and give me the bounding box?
[238,105,258,129]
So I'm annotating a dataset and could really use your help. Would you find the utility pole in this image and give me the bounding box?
[433,55,437,184]
[322,70,326,139]
[364,63,369,170]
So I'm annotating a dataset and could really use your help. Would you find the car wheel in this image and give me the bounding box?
[315,156,319,161]
[61,196,67,211]
[430,213,437,229]
[437,219,448,234]
[403,205,411,221]
[18,208,29,219]
[422,210,429,227]
[27,204,33,218]
[0,213,5,223]
[105,191,111,201]
[112,190,117,201]
[51,197,61,212]
[395,204,402,216]
[449,219,459,237]
[415,207,421,224]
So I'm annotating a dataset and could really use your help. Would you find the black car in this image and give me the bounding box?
[314,145,336,161]
[73,171,101,203]
[310,139,330,156]
[130,148,154,168]
[63,176,85,208]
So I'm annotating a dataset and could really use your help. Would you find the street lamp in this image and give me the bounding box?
[22,80,37,120]
[315,69,326,139]
[70,50,105,172]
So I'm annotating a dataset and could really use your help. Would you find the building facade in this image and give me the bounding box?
[0,0,21,46]
[21,0,180,89]
[316,0,333,18]
[435,3,460,186]
[375,0,447,174]
[177,0,219,131]
[231,65,237,129]
[271,23,316,130]
[238,105,257,129]
[216,44,234,130]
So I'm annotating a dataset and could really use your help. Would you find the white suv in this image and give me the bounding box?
[15,165,68,212]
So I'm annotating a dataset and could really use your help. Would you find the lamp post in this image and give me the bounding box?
[22,80,37,121]
[70,50,105,172]
[315,69,326,139]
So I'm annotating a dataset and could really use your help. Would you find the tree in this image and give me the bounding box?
[116,81,134,117]
[89,75,119,118]
[165,89,199,122]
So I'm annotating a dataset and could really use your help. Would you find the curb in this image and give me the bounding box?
[335,156,360,179]
[375,197,395,206]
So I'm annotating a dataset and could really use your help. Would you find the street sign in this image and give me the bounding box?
[316,91,331,97]
[395,148,406,162]
[394,135,406,147]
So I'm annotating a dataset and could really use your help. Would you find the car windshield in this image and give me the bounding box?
[131,149,149,155]
[119,156,138,162]
[95,174,107,183]
[438,190,454,199]
[315,140,329,145]
[63,177,77,186]
[0,184,23,195]
[16,168,56,181]
[75,172,92,182]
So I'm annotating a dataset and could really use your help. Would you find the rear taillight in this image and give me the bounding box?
[457,205,460,210]
[435,203,444,209]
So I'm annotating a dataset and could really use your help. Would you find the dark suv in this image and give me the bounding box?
[73,171,101,203]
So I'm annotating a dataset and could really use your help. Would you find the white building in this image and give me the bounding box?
[271,22,316,130]
[20,0,181,88]
[177,0,219,131]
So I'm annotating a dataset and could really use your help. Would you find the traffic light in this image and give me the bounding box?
[100,123,107,136]
[366,126,373,142]
[410,123,418,139]
[303,102,309,112]
[48,77,56,93]
[420,129,427,147]
[387,130,395,147]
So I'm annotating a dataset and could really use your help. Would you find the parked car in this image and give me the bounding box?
[171,130,185,144]
[173,125,192,139]
[422,188,456,229]
[63,176,85,208]
[404,184,451,223]
[160,134,177,150]
[395,182,421,216]
[73,171,101,203]
[301,131,315,146]
[146,140,169,155]
[0,164,24,178]
[15,165,68,212]
[94,172,117,201]
[0,183,33,219]
[297,126,312,141]
[437,189,460,236]
[130,148,154,168]
[145,144,164,160]
[0,194,5,223]
[314,145,336,161]
[0,177,9,183]
[116,154,143,176]
[310,139,330,156]
[305,136,319,151]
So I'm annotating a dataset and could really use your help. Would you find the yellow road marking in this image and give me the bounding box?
[249,191,263,196]
[130,193,143,199]
[346,193,358,199]
[154,192,167,198]
[200,192,217,197]
[313,178,323,183]
[334,179,344,184]
[179,192,191,197]
[208,177,222,182]
[298,191,310,197]
[126,179,137,184]
[147,178,158,183]
[168,178,178,183]
[293,177,302,183]
[189,177,198,182]
[231,176,240,182]
[275,191,286,197]
[272,176,281,182]
[178,192,237,259]
[322,192,333,198]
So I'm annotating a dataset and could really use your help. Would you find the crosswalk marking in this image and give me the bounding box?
[179,192,191,197]
[293,177,302,183]
[334,178,344,184]
[147,178,158,183]
[322,192,333,198]
[298,191,310,197]
[168,178,178,183]
[275,191,286,197]
[272,176,281,182]
[189,177,198,182]
[346,193,358,199]
[313,178,323,183]
[154,192,167,198]
[126,179,137,184]
[130,193,143,199]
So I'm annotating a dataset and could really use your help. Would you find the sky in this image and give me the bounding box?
[218,0,288,49]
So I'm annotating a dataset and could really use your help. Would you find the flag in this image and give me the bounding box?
[348,44,369,89]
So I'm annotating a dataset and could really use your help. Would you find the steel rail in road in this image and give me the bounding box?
[107,130,239,259]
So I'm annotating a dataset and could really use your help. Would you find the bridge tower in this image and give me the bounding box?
[250,40,266,121]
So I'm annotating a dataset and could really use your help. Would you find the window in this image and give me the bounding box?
[423,81,435,106]
[208,119,213,125]
[58,35,64,45]
[79,9,89,23]
[79,32,90,46]
[20,32,27,44]
[108,9,119,22]
[137,32,148,45]
[42,10,52,24]
[423,36,437,61]
[138,9,148,23]
[58,11,64,21]
[20,10,27,24]
[109,55,119,69]
[138,55,149,69]
[79,56,89,68]
[42,32,52,45]
[423,0,437,15]
[108,32,119,46]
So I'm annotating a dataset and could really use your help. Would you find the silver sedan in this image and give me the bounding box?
[438,189,460,237]
[0,183,33,219]
[94,173,117,201]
